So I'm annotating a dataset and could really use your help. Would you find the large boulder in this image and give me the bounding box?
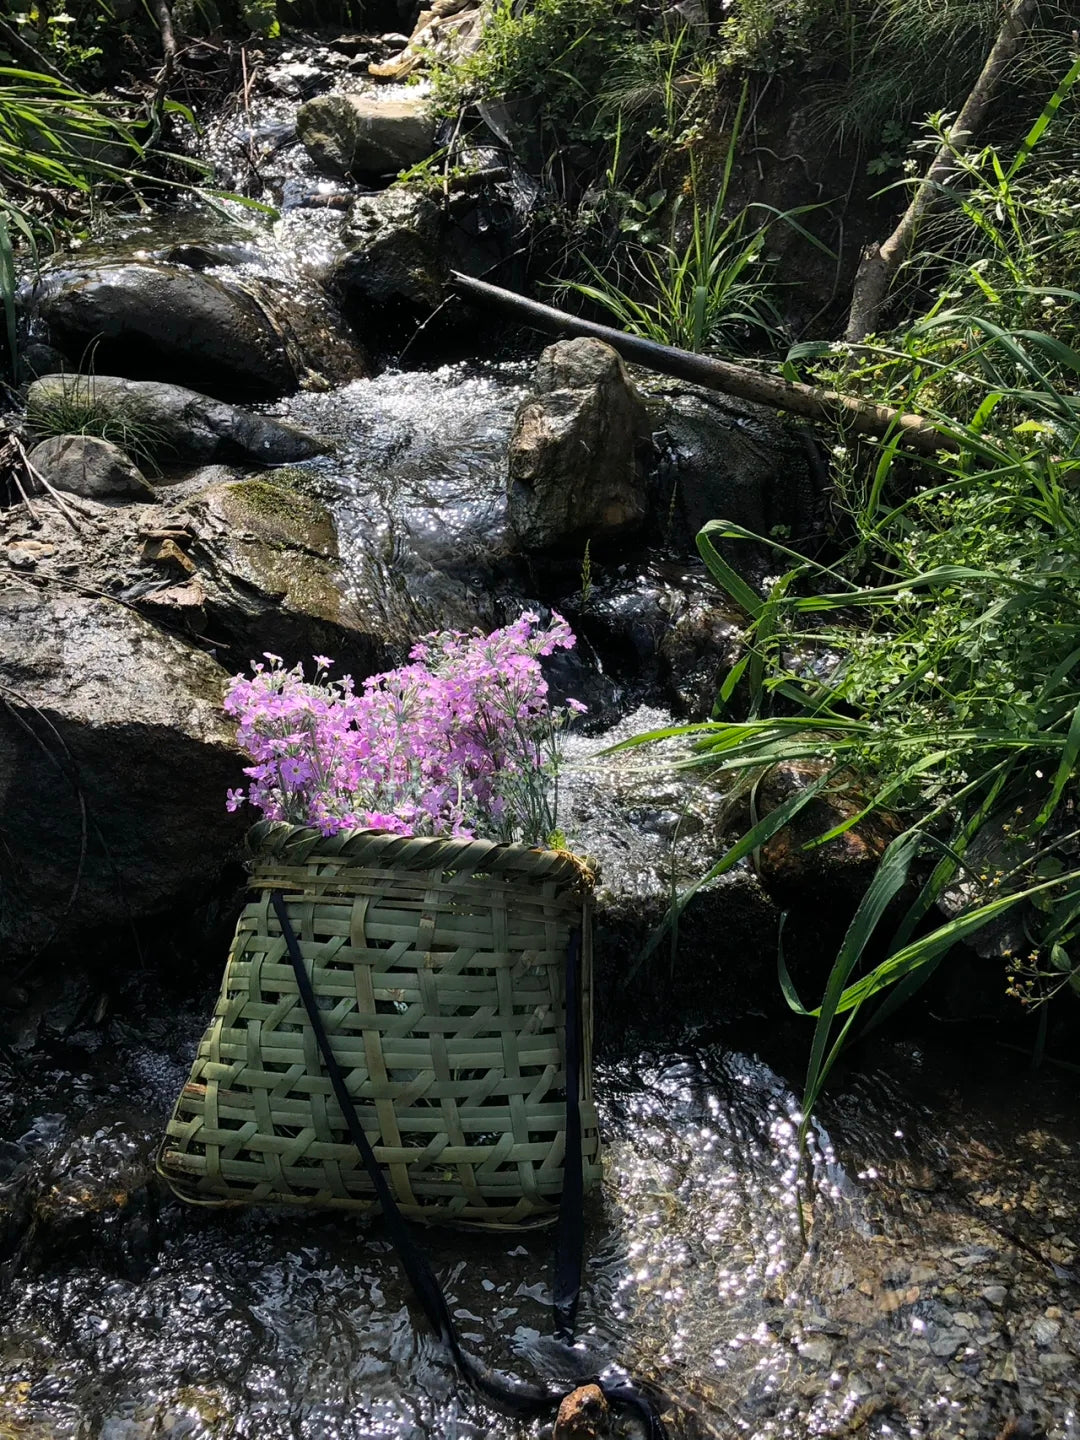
[26,376,321,468]
[178,476,388,674]
[27,433,157,502]
[1,468,388,679]
[33,262,298,399]
[507,339,653,552]
[0,588,246,960]
[296,93,437,178]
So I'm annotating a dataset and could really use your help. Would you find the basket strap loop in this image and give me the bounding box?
[269,889,669,1438]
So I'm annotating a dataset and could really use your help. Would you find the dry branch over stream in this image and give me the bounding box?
[452,271,956,454]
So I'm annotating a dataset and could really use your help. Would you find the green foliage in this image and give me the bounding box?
[564,87,833,353]
[27,371,170,469]
[432,0,717,195]
[803,0,1002,150]
[718,0,1011,151]
[433,0,636,142]
[620,63,1080,1128]
[885,55,1080,346]
[0,63,144,372]
[627,315,1080,1130]
[0,49,274,376]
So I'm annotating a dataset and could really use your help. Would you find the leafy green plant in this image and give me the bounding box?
[432,0,635,143]
[880,53,1080,343]
[0,64,145,371]
[565,86,832,353]
[621,313,1080,1140]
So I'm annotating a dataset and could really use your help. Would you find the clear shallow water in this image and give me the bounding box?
[3,968,1079,1440]
[270,362,534,645]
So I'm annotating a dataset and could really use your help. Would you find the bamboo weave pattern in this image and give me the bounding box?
[159,823,601,1226]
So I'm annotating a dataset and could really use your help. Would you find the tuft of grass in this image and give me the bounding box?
[27,374,170,473]
[564,84,834,353]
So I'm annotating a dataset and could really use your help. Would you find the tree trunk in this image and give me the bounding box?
[451,271,957,455]
[844,0,1039,342]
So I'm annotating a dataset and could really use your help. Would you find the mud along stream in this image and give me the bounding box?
[3,38,1080,1440]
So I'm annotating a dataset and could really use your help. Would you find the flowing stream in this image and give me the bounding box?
[3,972,1079,1440]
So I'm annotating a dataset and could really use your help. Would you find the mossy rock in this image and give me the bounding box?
[203,478,338,558]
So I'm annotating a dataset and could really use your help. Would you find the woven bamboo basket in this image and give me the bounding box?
[158,822,601,1227]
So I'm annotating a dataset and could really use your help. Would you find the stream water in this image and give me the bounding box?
[3,973,1079,1440]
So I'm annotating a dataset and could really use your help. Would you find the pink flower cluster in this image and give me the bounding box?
[224,612,585,845]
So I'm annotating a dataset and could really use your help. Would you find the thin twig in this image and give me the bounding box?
[12,435,87,531]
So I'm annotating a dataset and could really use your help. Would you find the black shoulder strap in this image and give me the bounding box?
[271,890,668,1437]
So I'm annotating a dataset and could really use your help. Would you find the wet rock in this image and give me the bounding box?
[27,434,157,502]
[27,376,321,468]
[0,587,245,962]
[20,340,66,379]
[662,392,817,534]
[555,561,742,721]
[562,705,796,1037]
[336,187,445,312]
[755,761,904,908]
[33,262,298,399]
[180,476,388,673]
[296,93,436,178]
[554,1384,609,1440]
[508,339,653,553]
[0,466,387,679]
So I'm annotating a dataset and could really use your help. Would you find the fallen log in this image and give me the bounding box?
[451,270,956,456]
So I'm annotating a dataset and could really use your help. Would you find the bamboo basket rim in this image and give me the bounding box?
[245,820,596,891]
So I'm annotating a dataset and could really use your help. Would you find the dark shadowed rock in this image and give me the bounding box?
[756,761,904,907]
[508,339,653,553]
[335,187,445,310]
[26,376,321,468]
[0,588,245,960]
[658,388,820,550]
[296,93,436,177]
[27,434,157,502]
[34,262,298,399]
